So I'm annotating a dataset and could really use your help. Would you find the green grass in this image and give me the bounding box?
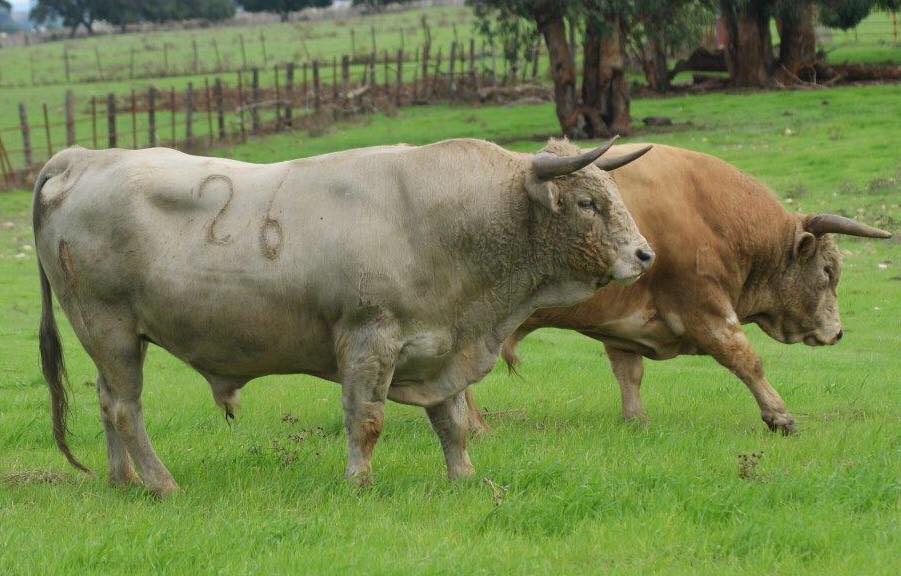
[821,10,901,64]
[1,85,900,575]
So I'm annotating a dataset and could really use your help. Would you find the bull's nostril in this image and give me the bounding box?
[636,248,654,264]
[835,329,843,342]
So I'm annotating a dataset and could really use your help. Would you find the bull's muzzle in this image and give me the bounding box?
[612,244,655,284]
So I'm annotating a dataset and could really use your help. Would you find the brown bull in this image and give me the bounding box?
[466,143,892,434]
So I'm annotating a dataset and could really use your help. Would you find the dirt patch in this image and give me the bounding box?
[3,469,72,486]
[737,451,764,481]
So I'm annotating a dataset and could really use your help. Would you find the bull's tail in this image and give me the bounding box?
[34,156,90,473]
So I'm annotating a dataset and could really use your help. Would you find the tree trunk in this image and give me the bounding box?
[777,1,817,79]
[598,13,630,135]
[642,20,670,93]
[721,0,773,86]
[581,26,606,138]
[537,13,585,139]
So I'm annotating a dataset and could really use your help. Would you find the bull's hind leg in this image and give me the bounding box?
[426,392,475,480]
[97,373,138,487]
[336,315,401,485]
[88,325,178,497]
[605,345,647,422]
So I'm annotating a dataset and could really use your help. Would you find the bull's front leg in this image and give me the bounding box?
[426,392,475,480]
[604,344,646,422]
[690,314,795,434]
[336,319,400,486]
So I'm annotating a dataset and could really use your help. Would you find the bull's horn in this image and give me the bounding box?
[804,214,892,239]
[594,145,653,172]
[532,136,619,181]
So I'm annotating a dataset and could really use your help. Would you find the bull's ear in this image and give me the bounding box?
[525,177,561,213]
[793,231,817,260]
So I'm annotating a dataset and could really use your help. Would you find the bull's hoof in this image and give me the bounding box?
[622,409,649,424]
[108,467,140,488]
[149,479,180,499]
[346,469,374,488]
[447,461,475,481]
[762,411,796,435]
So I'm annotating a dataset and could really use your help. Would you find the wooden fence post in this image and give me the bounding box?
[341,55,350,91]
[18,103,32,169]
[332,56,338,100]
[131,89,137,148]
[65,90,75,147]
[469,38,475,78]
[163,43,169,75]
[205,78,213,145]
[259,30,268,65]
[148,87,157,147]
[63,46,71,83]
[421,42,430,89]
[185,82,194,147]
[95,46,104,80]
[170,87,176,146]
[239,34,248,70]
[213,38,222,72]
[214,79,225,140]
[285,63,294,127]
[237,71,247,142]
[107,93,117,148]
[383,50,390,91]
[91,96,97,148]
[42,103,52,157]
[192,38,200,74]
[449,42,457,96]
[395,49,403,105]
[312,60,321,114]
[274,64,282,131]
[302,62,309,110]
[432,48,443,96]
[251,68,260,133]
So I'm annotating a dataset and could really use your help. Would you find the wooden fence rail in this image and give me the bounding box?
[0,41,546,187]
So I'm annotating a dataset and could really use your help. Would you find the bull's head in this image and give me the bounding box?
[754,214,891,346]
[525,137,654,287]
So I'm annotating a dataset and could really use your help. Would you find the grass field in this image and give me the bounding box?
[1,84,899,574]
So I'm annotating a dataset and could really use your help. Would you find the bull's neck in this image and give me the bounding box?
[734,212,797,321]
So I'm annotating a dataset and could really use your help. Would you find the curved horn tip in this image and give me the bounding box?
[594,144,653,172]
[805,214,893,239]
[532,138,620,181]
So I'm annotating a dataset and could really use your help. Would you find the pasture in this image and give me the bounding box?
[0,80,899,574]
[0,7,899,171]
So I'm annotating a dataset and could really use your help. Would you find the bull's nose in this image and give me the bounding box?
[636,248,655,268]
[833,329,843,343]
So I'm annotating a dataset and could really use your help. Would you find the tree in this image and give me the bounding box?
[238,0,332,23]
[627,0,715,92]
[775,0,817,78]
[719,0,776,86]
[818,0,875,29]
[0,0,10,12]
[471,1,635,139]
[30,0,104,36]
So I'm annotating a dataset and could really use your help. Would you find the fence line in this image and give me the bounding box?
[0,41,547,186]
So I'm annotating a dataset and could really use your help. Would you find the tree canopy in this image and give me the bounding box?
[29,0,236,35]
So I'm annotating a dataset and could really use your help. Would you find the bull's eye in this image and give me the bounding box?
[577,198,595,212]
[824,266,834,283]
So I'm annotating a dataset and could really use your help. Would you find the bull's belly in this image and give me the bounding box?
[580,310,697,360]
